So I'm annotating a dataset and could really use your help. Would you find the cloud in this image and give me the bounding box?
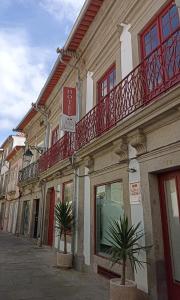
[39,0,86,22]
[0,28,50,132]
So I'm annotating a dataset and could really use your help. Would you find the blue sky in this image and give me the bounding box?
[0,0,85,146]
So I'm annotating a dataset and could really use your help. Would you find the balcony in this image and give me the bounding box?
[18,161,39,183]
[39,28,180,173]
[39,132,75,173]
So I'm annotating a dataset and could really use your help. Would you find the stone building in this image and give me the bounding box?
[0,135,25,232]
[9,0,180,299]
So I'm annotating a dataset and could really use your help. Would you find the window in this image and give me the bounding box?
[97,65,116,102]
[141,2,179,58]
[51,125,59,146]
[95,181,124,255]
[62,181,73,205]
[141,2,180,97]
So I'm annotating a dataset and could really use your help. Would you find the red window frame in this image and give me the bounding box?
[140,1,180,59]
[97,64,116,103]
[51,125,59,146]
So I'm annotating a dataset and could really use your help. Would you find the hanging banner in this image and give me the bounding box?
[63,87,76,116]
[61,87,76,132]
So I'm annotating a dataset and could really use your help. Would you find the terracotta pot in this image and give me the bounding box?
[110,278,137,300]
[57,252,73,268]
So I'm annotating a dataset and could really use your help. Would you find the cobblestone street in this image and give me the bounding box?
[0,232,109,300]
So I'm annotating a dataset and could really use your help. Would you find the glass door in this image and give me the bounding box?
[159,171,180,299]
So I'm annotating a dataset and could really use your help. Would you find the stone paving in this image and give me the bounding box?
[0,232,109,300]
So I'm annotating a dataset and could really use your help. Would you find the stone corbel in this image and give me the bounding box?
[129,129,146,156]
[83,155,94,173]
[113,137,128,162]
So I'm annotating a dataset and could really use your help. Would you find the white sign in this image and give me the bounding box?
[129,182,141,204]
[60,115,76,132]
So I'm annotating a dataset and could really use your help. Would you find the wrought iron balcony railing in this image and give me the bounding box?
[39,28,180,173]
[38,132,75,173]
[18,161,39,183]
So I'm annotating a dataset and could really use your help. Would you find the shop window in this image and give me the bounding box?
[62,181,73,205]
[97,65,116,102]
[51,125,59,146]
[95,181,124,255]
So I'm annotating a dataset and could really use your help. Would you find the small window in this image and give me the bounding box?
[95,181,124,256]
[98,65,116,102]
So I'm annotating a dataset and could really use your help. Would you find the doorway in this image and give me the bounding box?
[0,203,5,230]
[47,188,55,246]
[33,199,40,238]
[159,170,180,299]
[21,201,30,236]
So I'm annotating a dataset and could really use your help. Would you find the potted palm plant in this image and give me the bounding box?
[55,201,74,268]
[106,214,150,300]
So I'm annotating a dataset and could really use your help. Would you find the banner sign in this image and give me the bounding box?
[61,87,76,132]
[63,87,76,116]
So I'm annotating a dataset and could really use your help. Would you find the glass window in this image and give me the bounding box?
[98,65,116,102]
[141,3,179,59]
[63,181,73,205]
[96,181,124,255]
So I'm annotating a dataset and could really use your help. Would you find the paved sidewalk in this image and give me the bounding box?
[0,232,109,300]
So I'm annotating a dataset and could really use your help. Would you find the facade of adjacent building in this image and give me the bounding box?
[0,0,180,299]
[0,135,25,232]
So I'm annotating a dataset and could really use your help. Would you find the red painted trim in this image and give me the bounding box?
[158,170,180,299]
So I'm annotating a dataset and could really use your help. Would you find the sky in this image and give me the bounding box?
[0,0,85,146]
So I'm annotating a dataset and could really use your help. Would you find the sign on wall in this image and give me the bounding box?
[129,181,141,204]
[61,87,76,132]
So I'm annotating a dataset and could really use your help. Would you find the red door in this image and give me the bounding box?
[48,188,55,246]
[159,171,180,299]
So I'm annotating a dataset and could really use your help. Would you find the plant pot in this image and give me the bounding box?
[57,252,73,268]
[110,278,137,300]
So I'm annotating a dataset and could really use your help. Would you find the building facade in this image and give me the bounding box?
[0,135,25,232]
[1,0,180,299]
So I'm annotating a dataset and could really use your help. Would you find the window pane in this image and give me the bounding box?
[164,179,180,282]
[96,182,124,254]
[63,181,73,205]
[109,70,116,90]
